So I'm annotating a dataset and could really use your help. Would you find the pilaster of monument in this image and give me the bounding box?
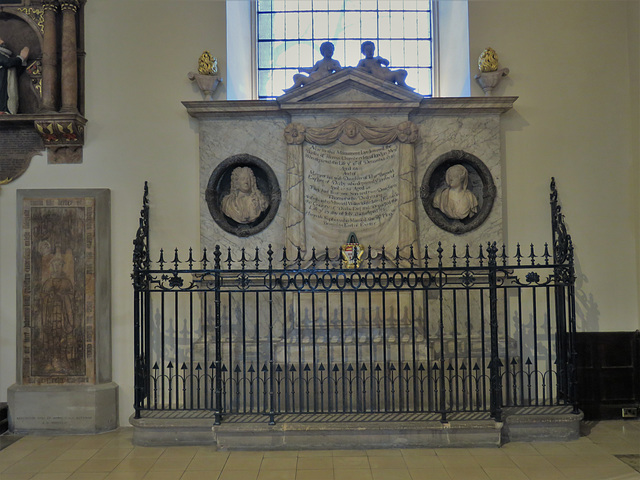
[41,0,59,112]
[59,0,79,113]
[284,124,306,254]
[8,189,118,435]
[398,140,419,257]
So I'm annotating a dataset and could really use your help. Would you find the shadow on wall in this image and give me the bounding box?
[499,107,530,250]
[573,252,600,332]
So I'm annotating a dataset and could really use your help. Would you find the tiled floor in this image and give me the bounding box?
[0,420,638,480]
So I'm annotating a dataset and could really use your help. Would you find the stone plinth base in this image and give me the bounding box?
[8,382,118,434]
[502,406,583,442]
[132,415,218,446]
[213,419,502,450]
[131,407,583,448]
[131,412,503,449]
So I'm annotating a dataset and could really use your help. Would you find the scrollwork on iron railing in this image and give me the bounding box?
[132,182,151,418]
[550,177,574,266]
[132,181,150,290]
[131,180,580,420]
[133,239,583,295]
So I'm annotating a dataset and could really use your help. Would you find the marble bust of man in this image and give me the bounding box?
[433,164,478,220]
[221,167,269,224]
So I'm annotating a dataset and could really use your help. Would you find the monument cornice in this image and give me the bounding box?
[183,100,287,119]
[184,96,517,119]
[413,96,518,115]
[279,101,423,115]
[0,111,86,125]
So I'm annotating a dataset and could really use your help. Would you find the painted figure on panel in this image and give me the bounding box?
[41,251,76,362]
[221,167,269,224]
[29,206,87,378]
[0,37,29,114]
[432,164,479,220]
[284,41,342,92]
[356,41,413,90]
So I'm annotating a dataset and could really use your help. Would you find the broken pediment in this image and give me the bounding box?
[277,67,425,105]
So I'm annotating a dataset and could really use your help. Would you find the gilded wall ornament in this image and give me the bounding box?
[198,51,217,75]
[188,51,222,100]
[18,7,45,34]
[475,47,509,96]
[35,119,84,145]
[478,47,499,73]
[59,1,80,13]
[27,60,42,97]
[341,233,365,269]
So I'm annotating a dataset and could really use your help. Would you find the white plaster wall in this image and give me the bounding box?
[629,1,640,324]
[469,0,639,333]
[0,0,638,428]
[0,0,226,425]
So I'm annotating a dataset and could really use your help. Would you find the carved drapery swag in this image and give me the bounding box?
[284,119,419,260]
[284,118,418,146]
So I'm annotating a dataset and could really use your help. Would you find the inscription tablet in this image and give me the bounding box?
[304,142,399,249]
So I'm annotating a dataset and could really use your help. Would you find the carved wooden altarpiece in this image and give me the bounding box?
[0,0,86,177]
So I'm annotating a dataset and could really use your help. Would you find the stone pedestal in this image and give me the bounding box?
[8,382,118,434]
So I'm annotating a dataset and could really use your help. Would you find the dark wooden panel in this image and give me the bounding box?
[575,331,640,419]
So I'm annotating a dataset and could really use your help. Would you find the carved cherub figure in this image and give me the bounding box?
[356,41,413,90]
[284,41,341,92]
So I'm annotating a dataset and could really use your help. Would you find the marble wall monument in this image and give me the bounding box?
[185,67,516,255]
[9,189,118,434]
[182,67,516,378]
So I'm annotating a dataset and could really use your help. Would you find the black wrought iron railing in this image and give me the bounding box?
[132,179,578,424]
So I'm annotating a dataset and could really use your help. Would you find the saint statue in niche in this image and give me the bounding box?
[432,164,479,220]
[0,36,29,114]
[284,41,342,92]
[221,166,269,224]
[356,41,413,90]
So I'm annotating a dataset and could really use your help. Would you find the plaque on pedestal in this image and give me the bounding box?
[9,189,117,434]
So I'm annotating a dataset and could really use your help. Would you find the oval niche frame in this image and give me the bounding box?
[205,154,281,237]
[420,150,496,234]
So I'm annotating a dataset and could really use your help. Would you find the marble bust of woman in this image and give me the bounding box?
[433,164,478,220]
[221,167,269,224]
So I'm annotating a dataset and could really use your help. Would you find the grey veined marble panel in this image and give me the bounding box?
[187,79,514,256]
